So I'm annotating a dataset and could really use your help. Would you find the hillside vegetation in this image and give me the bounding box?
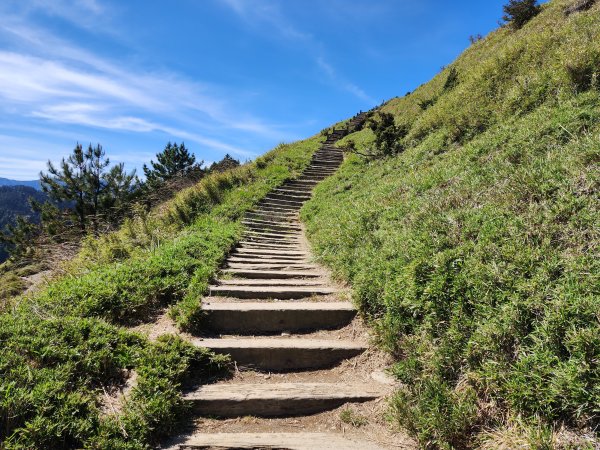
[302,0,599,448]
[0,137,322,448]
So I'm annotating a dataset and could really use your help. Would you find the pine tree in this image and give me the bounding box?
[39,143,137,233]
[503,0,541,29]
[209,154,240,173]
[143,142,203,186]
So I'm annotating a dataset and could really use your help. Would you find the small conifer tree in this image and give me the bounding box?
[40,143,137,233]
[209,154,240,173]
[143,142,203,186]
[503,0,541,29]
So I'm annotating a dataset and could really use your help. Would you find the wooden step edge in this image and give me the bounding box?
[183,382,385,417]
[177,432,386,450]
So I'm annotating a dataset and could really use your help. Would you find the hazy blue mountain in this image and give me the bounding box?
[0,185,46,262]
[0,178,41,190]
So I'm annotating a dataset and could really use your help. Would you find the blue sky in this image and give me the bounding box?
[0,0,509,180]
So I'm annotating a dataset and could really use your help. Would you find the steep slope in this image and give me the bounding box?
[302,0,599,448]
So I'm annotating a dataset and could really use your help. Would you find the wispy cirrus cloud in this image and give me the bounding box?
[0,9,295,169]
[218,0,375,104]
[219,0,311,41]
[316,57,376,104]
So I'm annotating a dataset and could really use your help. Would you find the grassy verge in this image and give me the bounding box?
[0,136,322,448]
[303,1,599,447]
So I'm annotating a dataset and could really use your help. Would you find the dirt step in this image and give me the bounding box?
[193,338,366,371]
[178,432,384,450]
[209,285,338,299]
[184,382,383,417]
[221,269,322,279]
[200,301,356,333]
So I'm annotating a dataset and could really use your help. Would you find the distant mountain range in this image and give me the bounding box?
[0,185,46,262]
[0,178,41,190]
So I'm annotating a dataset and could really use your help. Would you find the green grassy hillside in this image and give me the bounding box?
[302,0,599,448]
[0,137,322,448]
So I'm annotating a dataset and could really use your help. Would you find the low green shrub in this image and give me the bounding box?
[303,3,600,445]
[1,135,323,447]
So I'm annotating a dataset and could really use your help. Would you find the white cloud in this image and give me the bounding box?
[220,0,374,105]
[0,17,290,160]
[316,57,375,104]
[220,0,311,41]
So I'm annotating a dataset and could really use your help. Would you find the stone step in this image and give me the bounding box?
[256,204,301,213]
[242,218,301,229]
[260,197,305,208]
[225,263,319,271]
[248,208,297,217]
[228,252,306,260]
[250,205,299,214]
[242,236,301,245]
[237,241,302,250]
[242,223,302,234]
[193,338,366,371]
[242,236,301,246]
[209,285,337,299]
[245,213,297,223]
[221,269,322,279]
[310,159,338,164]
[241,236,301,245]
[258,199,301,208]
[234,248,308,256]
[184,382,383,417]
[297,176,327,182]
[178,432,385,450]
[264,193,309,203]
[243,230,302,239]
[284,181,318,188]
[280,182,315,189]
[229,251,306,259]
[201,301,356,333]
[217,279,326,286]
[300,170,331,175]
[272,188,312,198]
[227,256,307,264]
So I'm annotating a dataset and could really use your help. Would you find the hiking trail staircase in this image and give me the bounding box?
[171,113,394,449]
